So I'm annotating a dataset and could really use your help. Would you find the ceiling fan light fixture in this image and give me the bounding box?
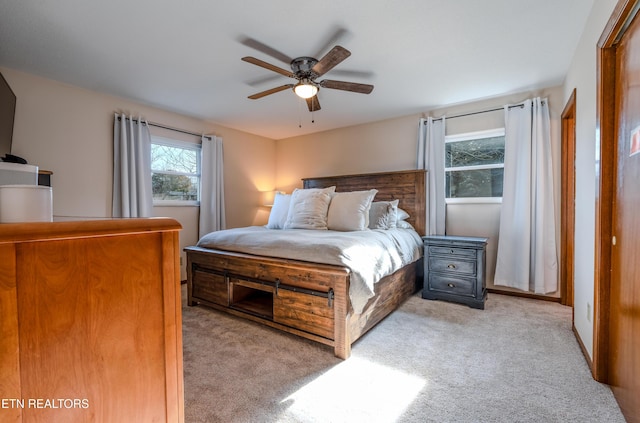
[294,81,318,99]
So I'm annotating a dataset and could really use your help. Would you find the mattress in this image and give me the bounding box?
[197,226,423,313]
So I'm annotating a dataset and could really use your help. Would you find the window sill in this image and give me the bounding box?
[153,201,200,207]
[446,197,502,205]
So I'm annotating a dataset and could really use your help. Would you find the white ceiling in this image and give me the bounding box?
[0,0,594,140]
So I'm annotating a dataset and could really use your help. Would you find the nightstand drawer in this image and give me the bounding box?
[429,275,475,296]
[428,257,476,275]
[428,245,476,258]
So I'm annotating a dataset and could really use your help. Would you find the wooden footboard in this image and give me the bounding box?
[186,246,352,358]
[186,246,420,358]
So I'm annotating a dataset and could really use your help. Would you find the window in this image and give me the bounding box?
[445,128,505,200]
[151,136,201,205]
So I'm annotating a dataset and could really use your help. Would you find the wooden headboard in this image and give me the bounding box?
[302,170,426,235]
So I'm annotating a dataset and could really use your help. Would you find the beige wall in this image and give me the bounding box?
[276,114,421,192]
[1,66,276,279]
[563,0,619,359]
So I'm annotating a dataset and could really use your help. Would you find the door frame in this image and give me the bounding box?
[593,0,639,383]
[560,89,576,308]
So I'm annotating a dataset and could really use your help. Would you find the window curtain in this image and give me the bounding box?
[199,135,225,238]
[112,113,153,218]
[417,116,446,235]
[494,98,558,293]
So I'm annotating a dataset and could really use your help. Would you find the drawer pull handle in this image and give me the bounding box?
[447,264,456,269]
[447,283,455,288]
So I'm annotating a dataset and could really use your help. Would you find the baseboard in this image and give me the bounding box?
[487,288,561,303]
[572,324,594,375]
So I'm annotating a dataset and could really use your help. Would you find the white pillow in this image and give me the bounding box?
[397,220,415,230]
[283,186,336,230]
[266,192,291,229]
[396,207,410,222]
[327,189,378,231]
[368,199,399,229]
[395,207,413,229]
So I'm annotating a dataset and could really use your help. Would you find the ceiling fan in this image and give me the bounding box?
[242,45,374,112]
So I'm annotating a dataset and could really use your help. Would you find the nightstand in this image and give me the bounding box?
[422,235,488,309]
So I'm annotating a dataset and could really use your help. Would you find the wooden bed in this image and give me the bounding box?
[185,169,426,359]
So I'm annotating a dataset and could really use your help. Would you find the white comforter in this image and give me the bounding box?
[197,226,423,313]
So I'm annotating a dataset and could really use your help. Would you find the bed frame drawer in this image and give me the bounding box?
[192,269,228,306]
[274,289,334,340]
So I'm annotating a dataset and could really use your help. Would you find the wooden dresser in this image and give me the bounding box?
[0,218,184,423]
[422,235,488,309]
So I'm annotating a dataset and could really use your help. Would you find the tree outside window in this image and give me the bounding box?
[445,129,505,199]
[151,137,201,204]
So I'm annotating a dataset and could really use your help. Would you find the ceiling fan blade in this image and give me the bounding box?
[248,84,293,99]
[311,46,351,77]
[242,57,295,78]
[238,36,292,64]
[313,26,351,59]
[319,80,374,94]
[306,96,321,112]
[246,73,283,87]
[326,69,375,79]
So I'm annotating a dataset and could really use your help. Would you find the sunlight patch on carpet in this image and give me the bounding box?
[279,356,426,422]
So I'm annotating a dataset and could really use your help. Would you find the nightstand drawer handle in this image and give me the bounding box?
[447,283,455,288]
[447,263,456,269]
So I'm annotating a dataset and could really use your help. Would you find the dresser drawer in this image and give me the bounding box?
[428,257,476,276]
[428,245,476,258]
[428,274,475,296]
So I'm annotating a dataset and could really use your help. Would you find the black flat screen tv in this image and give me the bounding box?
[0,71,16,158]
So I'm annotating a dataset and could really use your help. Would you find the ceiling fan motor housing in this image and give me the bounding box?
[290,57,319,78]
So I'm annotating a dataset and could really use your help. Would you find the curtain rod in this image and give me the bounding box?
[428,102,532,123]
[116,115,212,140]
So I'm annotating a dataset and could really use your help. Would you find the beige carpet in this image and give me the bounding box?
[181,287,625,423]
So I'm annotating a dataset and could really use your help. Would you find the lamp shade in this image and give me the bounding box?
[261,190,276,207]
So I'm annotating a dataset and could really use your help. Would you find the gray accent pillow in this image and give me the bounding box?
[368,199,399,229]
